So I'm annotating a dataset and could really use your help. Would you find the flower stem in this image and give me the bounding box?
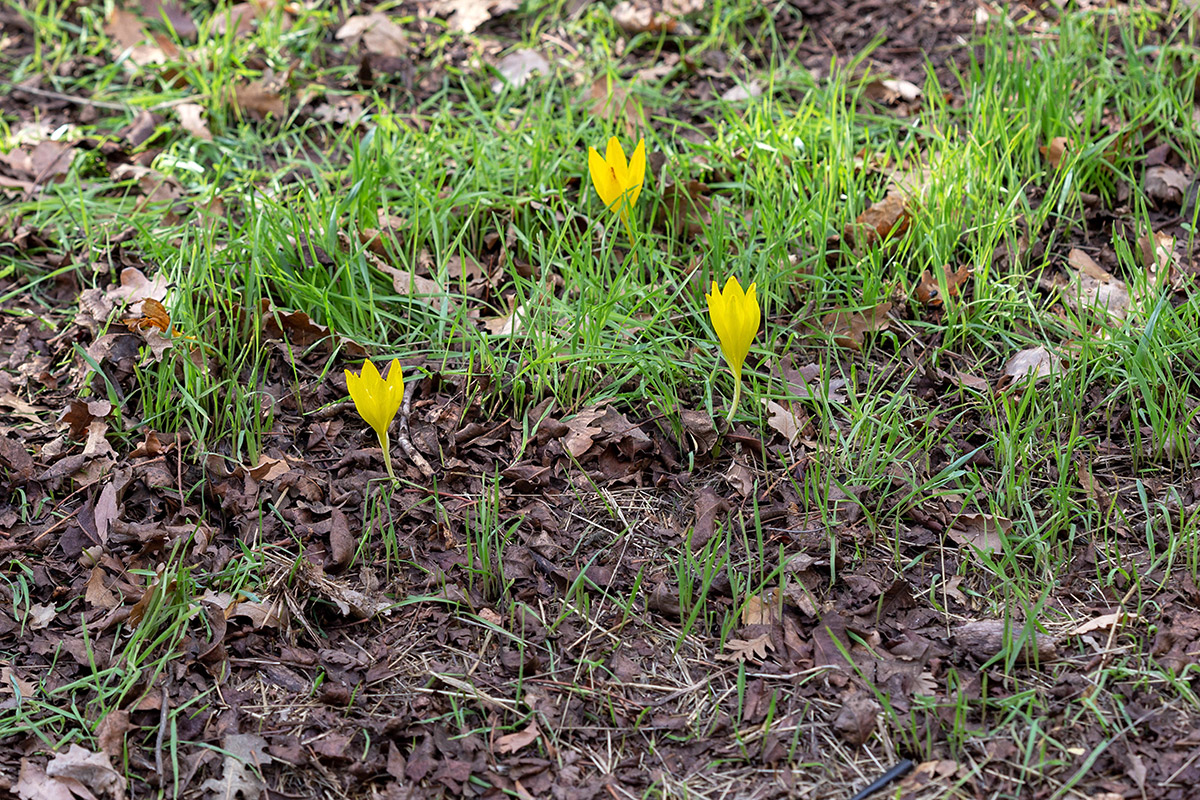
[726,378,742,424]
[621,213,639,266]
[380,430,398,485]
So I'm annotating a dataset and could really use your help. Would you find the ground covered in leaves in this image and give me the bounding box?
[3,1,1200,799]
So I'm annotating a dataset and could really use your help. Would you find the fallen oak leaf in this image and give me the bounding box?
[122,297,173,333]
[1068,611,1142,637]
[845,190,909,248]
[1002,346,1062,385]
[494,721,541,754]
[821,301,892,350]
[46,744,127,800]
[717,633,775,664]
[914,264,970,306]
[1040,136,1071,169]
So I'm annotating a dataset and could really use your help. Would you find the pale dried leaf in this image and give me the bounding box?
[176,103,212,140]
[1144,165,1189,206]
[762,399,806,445]
[1040,136,1071,168]
[718,633,775,663]
[492,49,549,91]
[335,13,407,57]
[199,734,270,800]
[1003,346,1062,382]
[46,744,127,800]
[1068,611,1142,637]
[947,513,1011,555]
[85,567,120,609]
[494,722,541,754]
[426,0,519,33]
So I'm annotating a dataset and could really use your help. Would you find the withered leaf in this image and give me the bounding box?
[718,633,774,663]
[336,13,407,57]
[1040,136,1071,169]
[821,302,893,350]
[46,744,127,800]
[1002,346,1062,383]
[846,190,909,247]
[914,264,970,306]
[947,513,1010,555]
[493,721,541,754]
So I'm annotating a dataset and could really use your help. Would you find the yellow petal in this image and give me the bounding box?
[605,136,629,187]
[589,146,622,210]
[383,358,405,418]
[626,138,646,208]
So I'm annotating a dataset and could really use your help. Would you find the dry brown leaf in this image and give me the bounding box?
[2,668,36,698]
[821,301,893,350]
[1068,611,1142,637]
[1003,346,1062,382]
[611,0,678,33]
[724,462,754,496]
[589,78,644,138]
[123,297,174,333]
[141,0,197,39]
[914,264,970,306]
[210,2,258,36]
[721,80,762,103]
[863,77,922,115]
[176,103,212,140]
[1064,248,1129,321]
[718,633,775,663]
[761,399,807,445]
[1144,165,1189,206]
[656,179,710,237]
[425,0,519,33]
[15,760,76,800]
[561,408,604,458]
[3,140,75,184]
[846,190,909,247]
[947,513,1011,555]
[199,734,270,800]
[235,81,286,120]
[494,721,541,754]
[106,8,177,66]
[482,302,526,336]
[741,590,781,626]
[26,602,56,630]
[85,567,120,609]
[335,12,407,57]
[492,49,549,91]
[1040,136,1071,168]
[1137,231,1175,288]
[46,744,127,800]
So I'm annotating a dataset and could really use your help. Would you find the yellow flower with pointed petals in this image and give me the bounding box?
[706,277,760,421]
[345,359,405,484]
[588,136,646,219]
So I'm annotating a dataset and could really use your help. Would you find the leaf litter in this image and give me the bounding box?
[2,2,1200,800]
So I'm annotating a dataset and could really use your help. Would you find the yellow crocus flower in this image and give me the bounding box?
[706,277,760,421]
[588,136,646,220]
[345,358,405,484]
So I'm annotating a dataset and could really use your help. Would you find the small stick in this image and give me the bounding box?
[849,759,915,800]
[395,386,434,479]
[155,685,169,785]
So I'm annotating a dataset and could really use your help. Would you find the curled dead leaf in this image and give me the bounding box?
[821,301,892,350]
[914,264,970,306]
[1040,136,1071,169]
[1002,346,1062,384]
